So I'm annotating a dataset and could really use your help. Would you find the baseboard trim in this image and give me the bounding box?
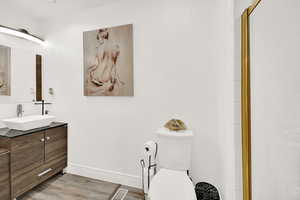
[67,163,142,189]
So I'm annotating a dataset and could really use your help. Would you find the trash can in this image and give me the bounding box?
[195,182,220,200]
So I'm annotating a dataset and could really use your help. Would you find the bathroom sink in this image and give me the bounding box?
[2,115,56,131]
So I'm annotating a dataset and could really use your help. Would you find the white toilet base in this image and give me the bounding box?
[148,168,197,200]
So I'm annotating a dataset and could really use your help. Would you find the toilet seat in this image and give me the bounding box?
[148,168,197,200]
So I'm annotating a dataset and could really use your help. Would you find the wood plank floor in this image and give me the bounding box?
[19,173,144,200]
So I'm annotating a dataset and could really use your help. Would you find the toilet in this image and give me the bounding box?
[148,127,197,200]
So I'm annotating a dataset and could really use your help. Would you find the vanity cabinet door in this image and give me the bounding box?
[45,126,67,163]
[10,131,45,179]
[0,150,10,200]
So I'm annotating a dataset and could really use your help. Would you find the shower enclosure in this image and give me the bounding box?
[241,1,300,200]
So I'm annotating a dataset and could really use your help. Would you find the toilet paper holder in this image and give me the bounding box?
[140,142,158,194]
[140,157,157,194]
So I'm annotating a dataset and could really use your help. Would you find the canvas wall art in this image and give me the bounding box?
[0,45,11,96]
[83,24,134,96]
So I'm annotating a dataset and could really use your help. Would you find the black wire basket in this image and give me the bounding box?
[195,182,220,200]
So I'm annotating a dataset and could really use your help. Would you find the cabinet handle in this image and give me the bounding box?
[40,138,45,142]
[38,168,53,177]
[46,136,50,140]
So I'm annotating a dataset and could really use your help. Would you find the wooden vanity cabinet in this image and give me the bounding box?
[0,149,10,200]
[10,131,45,179]
[0,125,68,199]
[45,126,67,163]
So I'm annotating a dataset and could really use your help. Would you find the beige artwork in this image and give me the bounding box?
[0,45,11,96]
[83,24,134,96]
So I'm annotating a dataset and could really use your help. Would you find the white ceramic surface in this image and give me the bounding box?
[156,128,194,171]
[148,169,197,200]
[2,115,56,131]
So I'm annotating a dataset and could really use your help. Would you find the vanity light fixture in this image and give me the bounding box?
[0,25,45,45]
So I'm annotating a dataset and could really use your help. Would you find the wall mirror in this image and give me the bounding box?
[0,43,43,104]
[242,0,300,200]
[0,45,11,96]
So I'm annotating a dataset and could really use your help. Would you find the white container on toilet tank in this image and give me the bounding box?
[156,127,193,171]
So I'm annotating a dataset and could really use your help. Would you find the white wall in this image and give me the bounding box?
[217,1,236,199]
[43,0,236,198]
[0,4,41,36]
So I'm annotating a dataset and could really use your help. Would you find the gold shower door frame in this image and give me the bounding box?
[241,1,261,200]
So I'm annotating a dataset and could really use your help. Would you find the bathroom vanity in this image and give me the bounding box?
[0,148,10,199]
[0,122,68,199]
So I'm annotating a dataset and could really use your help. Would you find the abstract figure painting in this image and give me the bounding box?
[83,24,134,96]
[0,45,11,96]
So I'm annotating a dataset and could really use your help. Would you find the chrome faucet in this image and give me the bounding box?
[17,104,23,118]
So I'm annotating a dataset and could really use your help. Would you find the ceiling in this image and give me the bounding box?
[1,0,120,23]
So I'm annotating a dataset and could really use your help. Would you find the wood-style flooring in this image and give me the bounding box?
[19,173,144,200]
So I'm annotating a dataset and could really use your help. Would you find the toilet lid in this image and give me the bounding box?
[148,169,197,200]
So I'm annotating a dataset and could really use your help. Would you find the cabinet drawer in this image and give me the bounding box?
[45,126,67,163]
[37,156,67,184]
[0,151,10,200]
[11,132,45,179]
[12,156,67,198]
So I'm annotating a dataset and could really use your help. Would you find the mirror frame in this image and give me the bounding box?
[241,1,261,200]
[36,55,42,101]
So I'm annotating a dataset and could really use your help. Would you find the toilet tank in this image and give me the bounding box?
[156,128,194,171]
